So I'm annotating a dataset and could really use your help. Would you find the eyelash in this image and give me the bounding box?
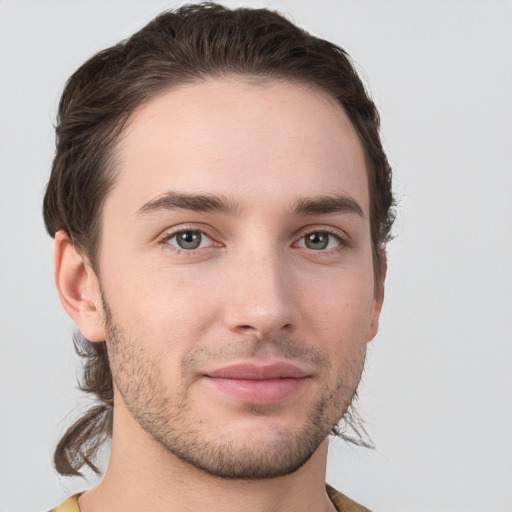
[158,226,220,255]
[294,230,348,252]
[158,227,349,254]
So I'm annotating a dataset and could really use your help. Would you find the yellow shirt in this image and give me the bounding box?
[48,494,80,512]
[49,485,371,512]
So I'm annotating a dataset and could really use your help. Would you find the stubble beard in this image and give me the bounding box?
[103,300,366,480]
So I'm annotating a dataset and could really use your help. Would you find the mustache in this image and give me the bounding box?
[181,336,331,373]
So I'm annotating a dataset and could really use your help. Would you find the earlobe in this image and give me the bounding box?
[368,254,387,342]
[368,293,383,342]
[54,231,106,342]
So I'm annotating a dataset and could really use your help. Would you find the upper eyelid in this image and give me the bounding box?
[293,225,350,242]
[165,230,212,242]
[158,224,220,241]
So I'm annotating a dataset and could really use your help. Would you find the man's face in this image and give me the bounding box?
[93,78,382,478]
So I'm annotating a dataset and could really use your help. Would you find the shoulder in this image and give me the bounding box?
[327,484,372,512]
[47,494,81,512]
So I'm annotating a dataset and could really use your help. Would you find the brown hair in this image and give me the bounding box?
[43,2,394,476]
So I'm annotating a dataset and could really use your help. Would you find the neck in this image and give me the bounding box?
[79,402,336,512]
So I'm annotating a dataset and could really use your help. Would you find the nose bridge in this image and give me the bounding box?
[223,241,298,337]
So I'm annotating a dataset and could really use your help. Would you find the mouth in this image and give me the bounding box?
[202,362,311,404]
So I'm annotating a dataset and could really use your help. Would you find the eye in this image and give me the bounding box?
[296,231,341,251]
[165,230,213,250]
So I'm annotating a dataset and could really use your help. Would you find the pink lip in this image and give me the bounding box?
[203,363,310,404]
[207,362,308,380]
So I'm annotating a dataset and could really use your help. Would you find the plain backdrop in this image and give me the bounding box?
[1,1,511,511]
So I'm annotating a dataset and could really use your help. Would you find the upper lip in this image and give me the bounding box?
[205,362,309,380]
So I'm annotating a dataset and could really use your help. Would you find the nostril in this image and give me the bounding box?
[236,322,293,331]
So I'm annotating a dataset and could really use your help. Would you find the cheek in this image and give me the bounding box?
[302,272,375,340]
[300,277,374,390]
[101,262,222,350]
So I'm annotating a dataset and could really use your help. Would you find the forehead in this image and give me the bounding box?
[110,78,368,215]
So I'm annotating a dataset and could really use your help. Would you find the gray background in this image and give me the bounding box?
[1,1,511,511]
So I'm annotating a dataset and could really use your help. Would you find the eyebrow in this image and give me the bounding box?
[136,191,363,218]
[136,191,240,216]
[292,194,364,218]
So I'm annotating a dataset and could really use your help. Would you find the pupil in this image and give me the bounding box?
[306,232,328,250]
[177,231,201,249]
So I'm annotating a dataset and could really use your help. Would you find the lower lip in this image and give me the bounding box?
[204,377,309,404]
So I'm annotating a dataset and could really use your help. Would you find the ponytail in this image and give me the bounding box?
[54,335,113,476]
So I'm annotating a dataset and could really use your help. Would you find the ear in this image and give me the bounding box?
[367,253,387,342]
[54,231,106,342]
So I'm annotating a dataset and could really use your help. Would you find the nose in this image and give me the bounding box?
[222,247,299,339]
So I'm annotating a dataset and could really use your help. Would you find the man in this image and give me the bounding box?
[43,3,394,511]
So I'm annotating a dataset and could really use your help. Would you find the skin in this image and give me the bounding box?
[55,78,384,512]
